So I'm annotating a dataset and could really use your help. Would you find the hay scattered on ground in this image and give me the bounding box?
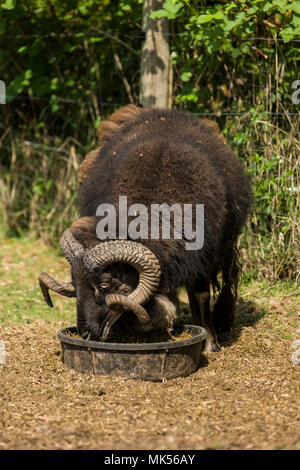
[0,239,299,449]
[0,302,299,450]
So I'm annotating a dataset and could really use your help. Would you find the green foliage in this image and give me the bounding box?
[151,0,184,19]
[225,111,299,280]
[151,0,300,108]
[0,0,143,241]
[150,1,300,282]
[0,0,299,281]
[151,0,300,40]
[0,0,141,126]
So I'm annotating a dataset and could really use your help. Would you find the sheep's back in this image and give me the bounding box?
[78,109,251,288]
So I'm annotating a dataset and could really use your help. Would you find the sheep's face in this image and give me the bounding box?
[39,226,177,341]
[71,259,139,340]
[40,256,177,341]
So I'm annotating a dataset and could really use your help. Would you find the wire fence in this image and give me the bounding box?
[3,31,300,41]
[4,94,299,117]
[1,137,299,157]
[1,31,299,117]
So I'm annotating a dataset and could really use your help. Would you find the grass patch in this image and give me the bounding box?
[0,237,76,324]
[239,279,300,341]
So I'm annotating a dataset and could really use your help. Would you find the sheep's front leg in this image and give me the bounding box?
[187,280,220,353]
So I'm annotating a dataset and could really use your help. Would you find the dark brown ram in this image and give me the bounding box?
[39,105,252,352]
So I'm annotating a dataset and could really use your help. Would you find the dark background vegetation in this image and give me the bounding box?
[0,0,299,281]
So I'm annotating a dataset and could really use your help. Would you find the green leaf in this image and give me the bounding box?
[292,15,300,27]
[78,4,88,15]
[213,11,224,20]
[18,46,27,54]
[163,0,183,15]
[150,9,168,19]
[89,37,103,43]
[6,71,32,100]
[272,0,289,14]
[51,103,60,113]
[263,2,274,13]
[45,180,52,191]
[121,4,131,12]
[291,2,300,15]
[196,14,213,24]
[151,1,183,20]
[280,26,296,42]
[50,78,59,91]
[181,71,192,82]
[223,20,237,32]
[1,0,15,10]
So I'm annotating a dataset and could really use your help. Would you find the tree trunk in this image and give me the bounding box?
[0,80,5,104]
[139,0,170,109]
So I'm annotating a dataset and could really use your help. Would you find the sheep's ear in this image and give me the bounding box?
[70,216,100,249]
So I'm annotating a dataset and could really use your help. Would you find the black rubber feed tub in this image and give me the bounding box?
[57,325,207,382]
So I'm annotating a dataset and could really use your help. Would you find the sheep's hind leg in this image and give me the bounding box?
[187,280,220,353]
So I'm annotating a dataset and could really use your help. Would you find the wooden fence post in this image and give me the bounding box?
[139,0,170,109]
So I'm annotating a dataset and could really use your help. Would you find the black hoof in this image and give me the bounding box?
[203,339,221,353]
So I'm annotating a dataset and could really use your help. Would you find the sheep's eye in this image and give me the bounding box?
[100,282,110,289]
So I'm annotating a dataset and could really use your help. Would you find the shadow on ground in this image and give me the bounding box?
[179,296,268,351]
[217,297,268,348]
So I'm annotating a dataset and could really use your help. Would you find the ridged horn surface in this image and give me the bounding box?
[60,228,85,264]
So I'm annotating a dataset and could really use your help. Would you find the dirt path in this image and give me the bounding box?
[0,308,299,450]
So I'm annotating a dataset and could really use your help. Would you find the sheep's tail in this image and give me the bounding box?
[211,241,241,334]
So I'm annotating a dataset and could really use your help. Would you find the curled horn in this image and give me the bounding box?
[84,240,161,305]
[39,272,75,307]
[39,228,84,307]
[83,241,161,338]
[60,228,85,264]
